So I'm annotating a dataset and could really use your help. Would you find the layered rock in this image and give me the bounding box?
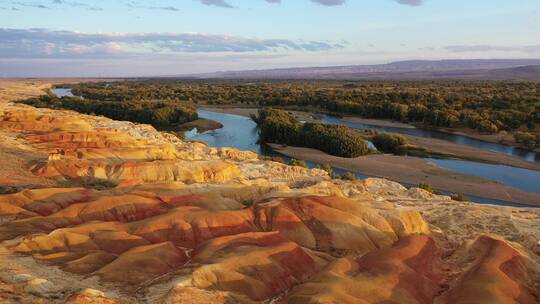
[0,98,538,303]
[438,235,539,304]
[283,234,540,304]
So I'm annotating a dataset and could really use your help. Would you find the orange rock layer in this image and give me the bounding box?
[0,103,538,303]
[4,186,537,303]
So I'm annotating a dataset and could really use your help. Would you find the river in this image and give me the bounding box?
[184,109,370,179]
[51,88,74,98]
[187,109,540,207]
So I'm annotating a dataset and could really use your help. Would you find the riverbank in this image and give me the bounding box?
[342,116,416,129]
[268,143,540,207]
[345,115,527,147]
[201,107,540,170]
[200,106,257,118]
[403,134,540,171]
[200,106,317,122]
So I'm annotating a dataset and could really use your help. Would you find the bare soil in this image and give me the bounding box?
[269,144,540,207]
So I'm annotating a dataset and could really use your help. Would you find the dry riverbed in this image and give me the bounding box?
[268,143,540,207]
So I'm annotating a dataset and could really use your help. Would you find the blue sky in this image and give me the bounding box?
[1,0,539,76]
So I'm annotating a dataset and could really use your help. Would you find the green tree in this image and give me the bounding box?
[372,133,407,153]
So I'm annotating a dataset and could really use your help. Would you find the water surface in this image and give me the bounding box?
[189,109,539,207]
[51,88,74,98]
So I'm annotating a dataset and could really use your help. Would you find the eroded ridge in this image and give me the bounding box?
[0,101,539,303]
[0,188,427,300]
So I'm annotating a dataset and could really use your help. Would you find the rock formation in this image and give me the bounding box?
[0,91,538,303]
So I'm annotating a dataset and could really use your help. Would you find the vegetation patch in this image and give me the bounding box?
[514,132,540,149]
[372,133,407,153]
[288,158,308,168]
[20,93,198,129]
[450,193,467,201]
[59,178,118,190]
[418,183,442,195]
[315,164,339,179]
[340,172,358,181]
[256,108,370,158]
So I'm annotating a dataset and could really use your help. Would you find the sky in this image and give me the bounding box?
[1,0,540,77]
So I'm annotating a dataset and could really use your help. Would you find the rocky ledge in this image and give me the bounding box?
[0,101,538,303]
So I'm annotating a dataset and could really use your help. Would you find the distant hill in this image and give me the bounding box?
[487,65,540,80]
[191,59,540,80]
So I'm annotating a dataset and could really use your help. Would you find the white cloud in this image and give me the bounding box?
[311,0,346,6]
[0,28,345,59]
[395,0,423,6]
[198,0,234,8]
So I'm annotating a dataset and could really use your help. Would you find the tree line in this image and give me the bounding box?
[65,80,540,148]
[20,94,197,128]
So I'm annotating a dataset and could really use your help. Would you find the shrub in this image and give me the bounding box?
[418,183,434,193]
[341,172,357,181]
[514,131,537,148]
[289,158,308,168]
[450,193,467,201]
[317,164,338,179]
[372,133,407,153]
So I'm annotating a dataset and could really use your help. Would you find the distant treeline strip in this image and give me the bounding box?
[255,108,369,158]
[67,80,540,148]
[20,94,198,128]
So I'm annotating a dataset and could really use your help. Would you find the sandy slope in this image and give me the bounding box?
[0,79,52,103]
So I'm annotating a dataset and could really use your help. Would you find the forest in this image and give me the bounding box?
[65,80,540,148]
[20,93,198,128]
[255,108,370,158]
